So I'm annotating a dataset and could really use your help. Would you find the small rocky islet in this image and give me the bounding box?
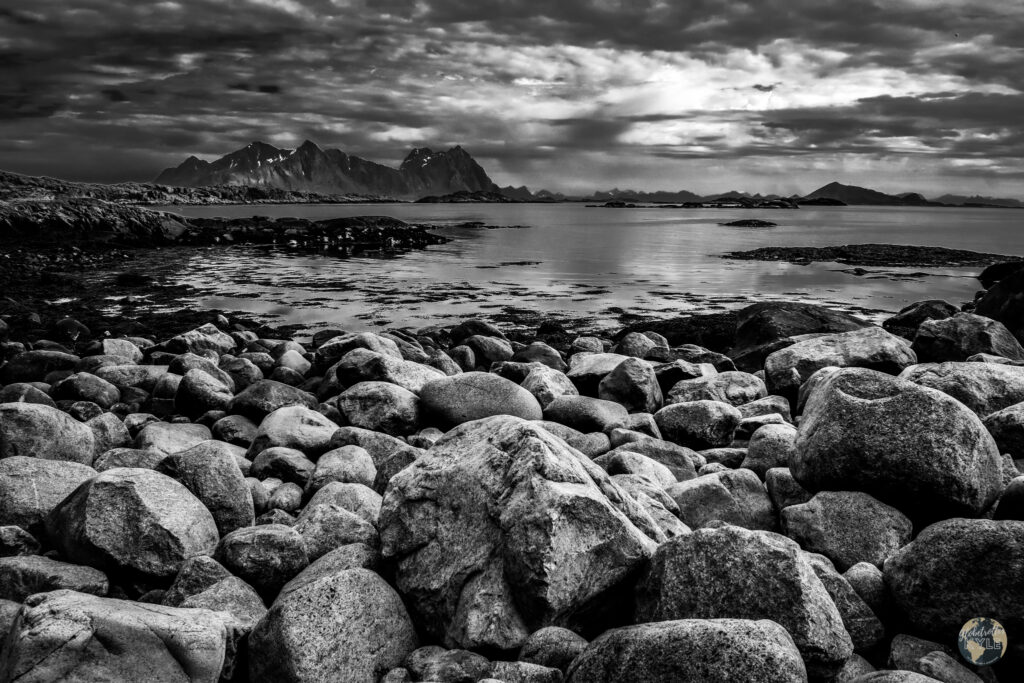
[1,257,1024,682]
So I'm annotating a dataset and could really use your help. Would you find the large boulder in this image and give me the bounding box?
[899,361,1024,417]
[228,380,319,422]
[597,358,663,413]
[249,567,418,683]
[215,524,309,600]
[0,457,96,536]
[419,373,543,428]
[782,491,912,571]
[156,441,255,536]
[565,353,634,395]
[666,468,775,531]
[634,528,851,675]
[336,381,421,436]
[379,416,662,651]
[0,402,97,464]
[983,403,1024,459]
[0,350,79,384]
[731,302,873,372]
[0,555,108,602]
[46,467,220,579]
[335,348,445,394]
[636,525,853,676]
[0,590,243,683]
[246,405,338,458]
[884,519,1024,654]
[667,371,766,407]
[792,368,1004,521]
[521,365,579,409]
[161,323,236,356]
[566,618,807,683]
[765,327,916,405]
[883,299,960,340]
[975,267,1024,344]
[654,400,742,450]
[912,312,1024,362]
[51,372,121,409]
[543,395,629,433]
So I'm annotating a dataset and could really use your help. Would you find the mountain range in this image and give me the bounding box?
[155,140,498,200]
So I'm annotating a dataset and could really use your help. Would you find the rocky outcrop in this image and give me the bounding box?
[379,416,661,650]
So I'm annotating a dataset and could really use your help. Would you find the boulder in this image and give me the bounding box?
[654,400,742,450]
[304,481,382,525]
[765,327,916,405]
[51,372,121,409]
[247,404,338,458]
[518,626,588,673]
[565,353,634,395]
[156,440,255,536]
[614,332,659,359]
[0,555,108,602]
[975,267,1024,344]
[134,421,211,454]
[335,348,445,394]
[765,467,814,512]
[667,371,767,407]
[0,457,96,535]
[228,379,319,422]
[512,341,567,372]
[336,381,421,436]
[567,618,807,683]
[543,395,628,433]
[0,589,243,683]
[250,447,315,486]
[0,350,79,384]
[293,502,379,560]
[420,372,543,428]
[793,368,1003,521]
[307,446,377,493]
[0,525,40,557]
[214,524,309,601]
[521,365,579,408]
[731,301,873,372]
[882,300,960,340]
[86,412,131,454]
[782,491,912,570]
[93,447,167,471]
[805,554,885,652]
[46,467,220,579]
[884,519,1024,651]
[983,403,1024,459]
[212,413,258,447]
[912,312,1024,362]
[636,525,853,676]
[0,382,56,408]
[0,402,97,464]
[666,468,775,531]
[162,323,236,356]
[900,361,1024,417]
[174,368,233,418]
[742,423,797,478]
[379,416,661,651]
[464,334,514,366]
[597,358,663,413]
[249,567,418,683]
[594,450,675,488]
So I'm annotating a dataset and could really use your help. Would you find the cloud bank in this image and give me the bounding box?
[1,0,1021,195]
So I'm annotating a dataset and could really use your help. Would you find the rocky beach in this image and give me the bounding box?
[2,196,1024,682]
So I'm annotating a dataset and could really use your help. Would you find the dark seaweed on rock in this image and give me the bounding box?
[722,243,1024,268]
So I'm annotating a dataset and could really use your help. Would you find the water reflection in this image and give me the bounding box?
[138,203,1007,331]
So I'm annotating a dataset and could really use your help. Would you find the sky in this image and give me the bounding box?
[1,0,1022,197]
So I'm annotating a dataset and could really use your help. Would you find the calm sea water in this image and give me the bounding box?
[146,203,1022,333]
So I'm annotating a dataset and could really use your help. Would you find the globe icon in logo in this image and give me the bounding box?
[958,618,1008,666]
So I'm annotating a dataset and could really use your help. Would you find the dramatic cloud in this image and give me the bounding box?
[0,0,1022,195]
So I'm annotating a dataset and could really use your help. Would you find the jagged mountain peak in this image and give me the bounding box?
[155,139,497,199]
